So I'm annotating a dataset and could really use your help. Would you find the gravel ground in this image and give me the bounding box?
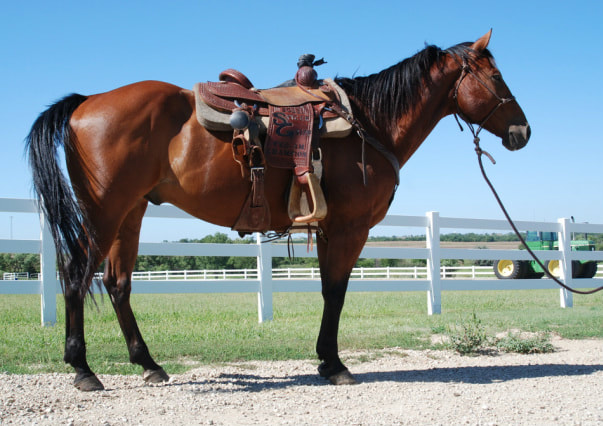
[1,337,602,425]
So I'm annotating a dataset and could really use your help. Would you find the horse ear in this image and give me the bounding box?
[471,29,492,52]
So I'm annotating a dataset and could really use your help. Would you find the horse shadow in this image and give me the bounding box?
[170,362,603,394]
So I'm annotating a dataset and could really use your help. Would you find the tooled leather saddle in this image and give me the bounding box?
[193,55,353,234]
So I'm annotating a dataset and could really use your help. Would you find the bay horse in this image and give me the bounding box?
[26,31,530,391]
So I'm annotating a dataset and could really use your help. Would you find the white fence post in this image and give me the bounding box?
[558,218,573,308]
[426,211,442,315]
[40,212,58,326]
[256,233,273,322]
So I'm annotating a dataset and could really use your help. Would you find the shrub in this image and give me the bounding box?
[495,332,555,354]
[446,312,487,355]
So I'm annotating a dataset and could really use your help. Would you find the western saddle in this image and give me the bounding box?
[194,54,353,233]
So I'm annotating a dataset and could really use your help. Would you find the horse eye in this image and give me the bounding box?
[492,74,503,82]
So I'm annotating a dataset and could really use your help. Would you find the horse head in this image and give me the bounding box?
[449,30,531,151]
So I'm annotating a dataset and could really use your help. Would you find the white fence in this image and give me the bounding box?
[4,265,535,281]
[0,198,602,326]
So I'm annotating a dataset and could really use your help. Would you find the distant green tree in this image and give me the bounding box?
[134,232,256,272]
[0,253,40,275]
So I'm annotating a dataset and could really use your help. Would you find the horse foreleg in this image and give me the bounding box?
[315,226,369,385]
[102,200,169,384]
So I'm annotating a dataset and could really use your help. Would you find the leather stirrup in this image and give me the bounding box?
[287,172,327,223]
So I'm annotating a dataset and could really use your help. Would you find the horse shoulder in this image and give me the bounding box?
[319,136,396,231]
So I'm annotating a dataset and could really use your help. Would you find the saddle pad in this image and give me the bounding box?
[265,104,314,169]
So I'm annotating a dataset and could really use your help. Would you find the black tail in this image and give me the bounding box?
[25,94,98,298]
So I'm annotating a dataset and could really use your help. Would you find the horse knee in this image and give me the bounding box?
[321,285,348,313]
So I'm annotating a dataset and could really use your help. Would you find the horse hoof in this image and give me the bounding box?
[328,369,357,385]
[143,368,169,383]
[74,374,105,392]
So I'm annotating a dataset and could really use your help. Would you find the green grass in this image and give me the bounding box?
[0,289,601,375]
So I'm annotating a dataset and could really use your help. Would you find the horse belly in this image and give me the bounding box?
[157,133,293,231]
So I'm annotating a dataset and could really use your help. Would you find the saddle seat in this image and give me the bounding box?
[197,79,337,116]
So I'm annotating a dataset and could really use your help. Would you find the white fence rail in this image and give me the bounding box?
[7,265,555,281]
[0,198,602,326]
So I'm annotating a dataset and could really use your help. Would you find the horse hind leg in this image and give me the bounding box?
[102,199,169,384]
[62,223,107,391]
[64,284,105,391]
[63,204,144,391]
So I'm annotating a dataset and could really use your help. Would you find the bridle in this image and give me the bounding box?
[449,52,603,295]
[450,54,516,146]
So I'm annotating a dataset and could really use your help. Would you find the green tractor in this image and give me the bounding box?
[493,231,598,279]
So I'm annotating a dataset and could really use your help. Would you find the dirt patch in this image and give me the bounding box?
[1,338,602,425]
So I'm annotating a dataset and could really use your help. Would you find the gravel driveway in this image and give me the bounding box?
[1,338,602,425]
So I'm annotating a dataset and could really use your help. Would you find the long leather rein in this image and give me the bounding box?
[450,57,603,295]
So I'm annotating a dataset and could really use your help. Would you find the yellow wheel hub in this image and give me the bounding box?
[497,260,515,277]
[547,260,561,278]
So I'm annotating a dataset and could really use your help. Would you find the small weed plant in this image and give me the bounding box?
[446,312,487,355]
[446,312,556,355]
[495,332,555,354]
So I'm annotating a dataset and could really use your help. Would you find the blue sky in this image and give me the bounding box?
[1,1,602,242]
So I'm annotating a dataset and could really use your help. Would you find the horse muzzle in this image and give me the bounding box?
[503,123,531,151]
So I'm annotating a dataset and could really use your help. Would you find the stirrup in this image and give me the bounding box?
[288,172,327,223]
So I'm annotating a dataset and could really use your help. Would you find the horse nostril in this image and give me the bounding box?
[506,124,530,150]
[509,124,530,142]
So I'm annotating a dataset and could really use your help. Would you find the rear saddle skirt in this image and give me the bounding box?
[193,69,353,233]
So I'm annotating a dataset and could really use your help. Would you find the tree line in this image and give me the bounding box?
[2,231,601,275]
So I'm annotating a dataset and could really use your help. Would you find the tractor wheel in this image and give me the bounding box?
[493,260,528,279]
[577,261,598,279]
[544,260,561,278]
[544,260,583,278]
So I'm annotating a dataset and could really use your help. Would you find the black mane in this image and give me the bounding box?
[335,42,493,131]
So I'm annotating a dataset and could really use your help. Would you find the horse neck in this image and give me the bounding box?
[362,61,461,169]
